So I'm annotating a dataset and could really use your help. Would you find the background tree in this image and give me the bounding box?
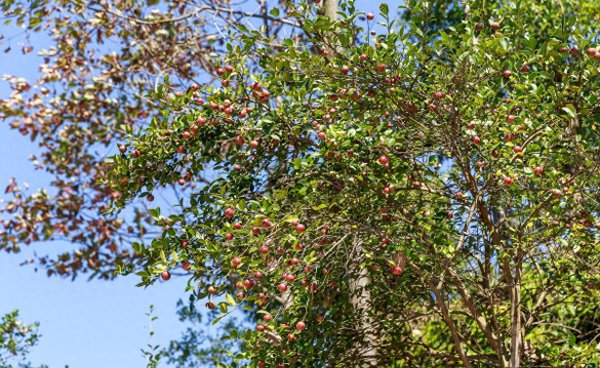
[0,310,44,368]
[109,0,600,367]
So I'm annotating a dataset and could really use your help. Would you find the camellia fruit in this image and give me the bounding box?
[161,271,171,281]
[296,321,306,331]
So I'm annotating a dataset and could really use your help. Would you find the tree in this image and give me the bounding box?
[108,0,600,367]
[0,310,44,368]
[0,0,303,279]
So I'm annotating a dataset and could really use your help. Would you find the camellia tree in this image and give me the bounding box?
[0,310,43,368]
[106,0,600,367]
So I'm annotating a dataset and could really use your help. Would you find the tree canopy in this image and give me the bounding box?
[1,0,600,367]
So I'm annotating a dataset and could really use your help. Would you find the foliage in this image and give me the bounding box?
[0,310,43,368]
[107,0,600,367]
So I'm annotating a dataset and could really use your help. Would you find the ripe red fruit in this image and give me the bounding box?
[231,257,242,268]
[472,136,481,144]
[118,145,127,153]
[375,64,386,72]
[224,208,234,219]
[507,115,515,123]
[259,245,269,255]
[392,266,403,275]
[252,226,261,235]
[520,64,530,72]
[285,274,296,282]
[295,321,306,331]
[146,194,154,202]
[256,324,265,332]
[277,283,288,292]
[262,218,271,227]
[433,91,443,100]
[492,149,500,158]
[182,261,191,271]
[379,155,390,165]
[257,361,266,368]
[456,192,464,200]
[290,257,300,265]
[360,54,367,61]
[243,279,252,289]
[587,47,597,56]
[503,176,515,186]
[475,23,483,31]
[317,131,327,139]
[514,146,523,153]
[225,233,234,240]
[206,301,216,310]
[161,271,171,281]
[534,166,543,175]
[254,271,263,279]
[249,140,259,148]
[131,149,140,158]
[182,131,191,139]
[381,237,390,246]
[428,102,436,111]
[181,241,188,248]
[236,292,245,300]
[233,222,242,230]
[341,65,350,74]
[264,314,272,322]
[225,65,234,73]
[233,164,241,171]
[366,13,374,20]
[503,70,512,78]
[491,21,500,30]
[595,52,600,60]
[176,146,185,154]
[295,224,306,233]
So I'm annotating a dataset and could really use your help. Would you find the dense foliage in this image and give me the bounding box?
[0,310,42,368]
[107,0,600,367]
[2,0,600,367]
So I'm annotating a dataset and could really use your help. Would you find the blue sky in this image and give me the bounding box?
[0,1,401,367]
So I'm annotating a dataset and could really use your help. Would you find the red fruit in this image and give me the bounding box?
[392,266,403,275]
[520,64,530,72]
[317,131,327,140]
[178,178,186,186]
[503,70,512,78]
[476,161,484,168]
[264,314,272,322]
[254,271,263,279]
[182,131,191,139]
[252,226,261,235]
[182,261,191,271]
[507,115,515,123]
[233,222,242,230]
[277,283,288,292]
[534,166,543,175]
[456,192,464,200]
[236,292,245,300]
[366,13,374,20]
[249,140,259,148]
[257,361,266,368]
[243,279,252,289]
[225,65,234,73]
[161,271,171,281]
[375,64,386,72]
[595,52,600,60]
[379,155,390,165]
[259,245,269,255]
[587,47,597,56]
[360,54,367,61]
[225,233,234,240]
[285,274,296,282]
[341,65,350,74]
[428,102,436,111]
[181,241,188,248]
[491,21,500,30]
[176,146,185,154]
[433,91,443,100]
[295,321,306,331]
[146,194,154,202]
[233,164,241,171]
[197,117,207,125]
[235,135,245,145]
[381,237,390,246]
[446,211,454,219]
[256,324,265,332]
[216,68,224,76]
[514,146,523,153]
[225,208,234,219]
[262,218,271,227]
[231,257,242,268]
[503,176,515,186]
[206,301,216,310]
[475,23,483,31]
[296,243,303,251]
[492,149,500,158]
[131,149,140,158]
[118,145,127,153]
[296,224,306,233]
[472,136,481,144]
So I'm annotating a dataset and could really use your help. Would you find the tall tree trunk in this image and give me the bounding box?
[348,239,380,367]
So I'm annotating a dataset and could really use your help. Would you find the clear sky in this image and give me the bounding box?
[0,1,400,367]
